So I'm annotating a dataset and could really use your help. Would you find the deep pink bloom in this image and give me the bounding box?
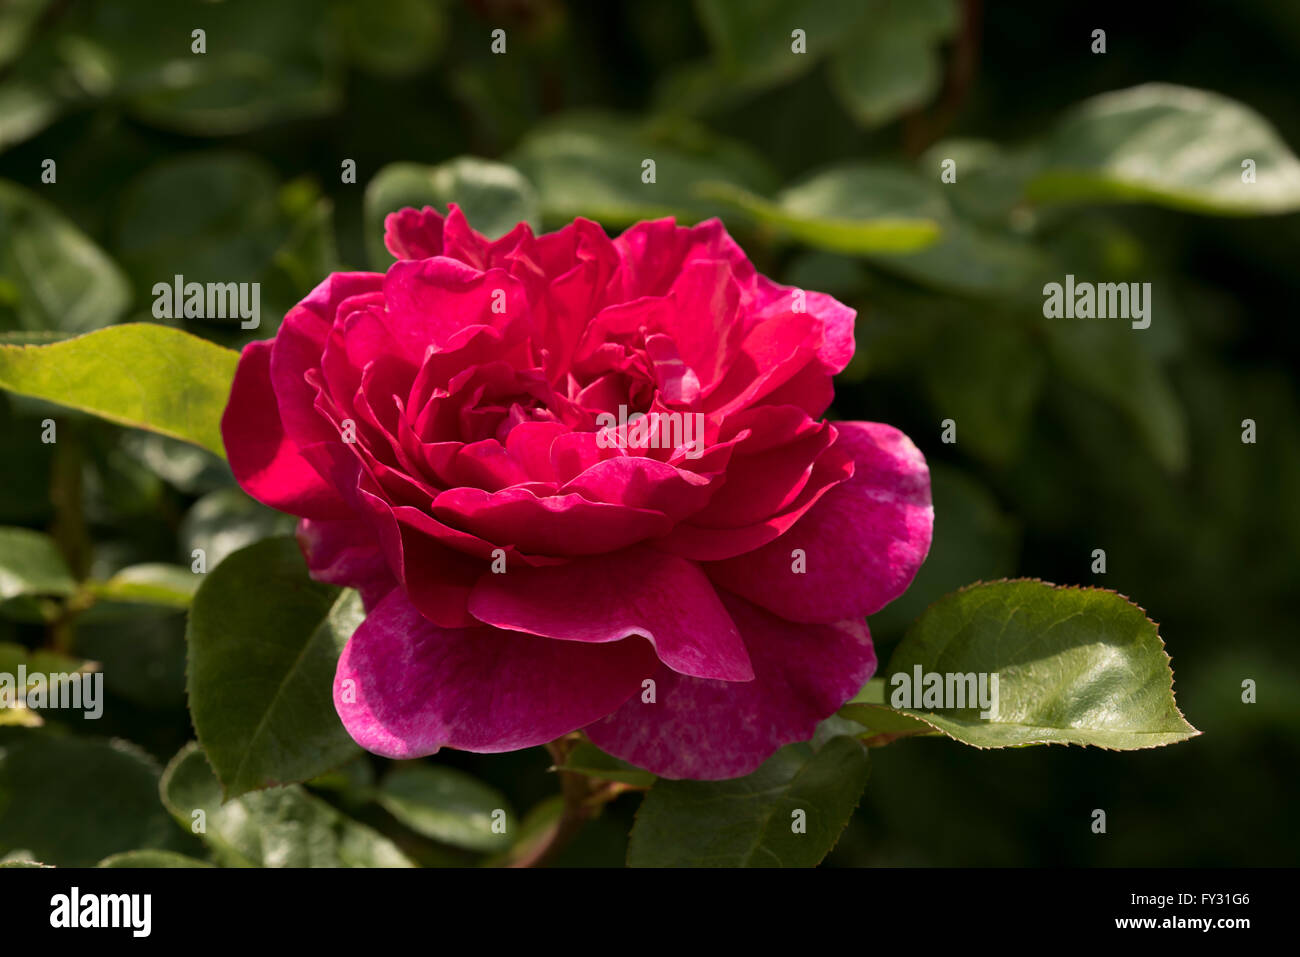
[221,206,932,779]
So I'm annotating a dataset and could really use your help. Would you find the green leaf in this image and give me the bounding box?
[627,737,870,867]
[364,157,541,268]
[0,526,76,600]
[97,849,213,868]
[89,563,198,608]
[160,742,414,867]
[833,679,939,746]
[1026,83,1300,215]
[558,741,657,789]
[706,163,1048,296]
[0,180,131,333]
[0,730,175,867]
[699,178,941,254]
[187,537,362,797]
[0,323,239,458]
[845,579,1200,749]
[509,112,776,228]
[376,763,515,852]
[828,0,957,128]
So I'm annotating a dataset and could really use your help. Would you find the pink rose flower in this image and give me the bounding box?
[221,206,933,779]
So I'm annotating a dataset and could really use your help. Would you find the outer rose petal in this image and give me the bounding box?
[334,590,658,757]
[585,592,877,780]
[468,547,754,682]
[296,517,396,611]
[705,421,933,624]
[222,339,348,519]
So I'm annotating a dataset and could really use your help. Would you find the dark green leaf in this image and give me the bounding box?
[0,180,130,333]
[627,737,870,867]
[376,763,514,852]
[0,730,174,867]
[0,526,76,600]
[187,537,362,797]
[159,742,414,867]
[828,0,957,127]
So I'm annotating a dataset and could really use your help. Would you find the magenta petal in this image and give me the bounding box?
[585,592,876,779]
[706,421,933,624]
[222,339,348,519]
[296,517,396,611]
[334,590,657,757]
[384,206,446,260]
[468,547,753,682]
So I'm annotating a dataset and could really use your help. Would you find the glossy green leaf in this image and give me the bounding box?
[376,763,515,852]
[627,736,870,867]
[160,742,414,868]
[187,538,362,798]
[97,849,214,868]
[1027,83,1300,215]
[0,730,174,867]
[89,563,198,608]
[845,579,1200,749]
[0,323,239,457]
[699,178,940,254]
[364,157,541,267]
[0,526,76,600]
[0,180,130,333]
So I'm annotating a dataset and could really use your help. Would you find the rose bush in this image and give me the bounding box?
[221,205,933,779]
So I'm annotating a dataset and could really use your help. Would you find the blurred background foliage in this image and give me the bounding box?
[1,0,1297,866]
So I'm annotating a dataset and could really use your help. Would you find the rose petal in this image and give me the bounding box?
[222,339,349,519]
[705,421,933,623]
[334,589,658,757]
[468,547,753,681]
[585,591,876,779]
